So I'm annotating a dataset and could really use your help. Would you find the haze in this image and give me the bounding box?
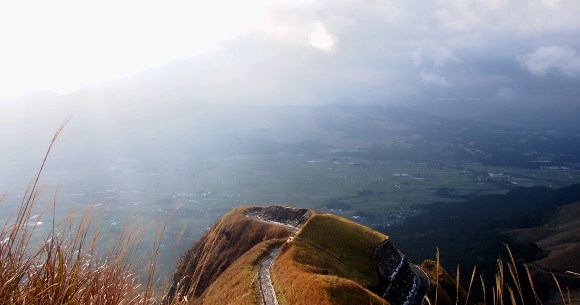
[2,0,580,277]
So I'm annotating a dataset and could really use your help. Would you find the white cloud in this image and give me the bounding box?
[307,22,337,52]
[517,45,580,76]
[420,70,450,86]
[542,0,560,7]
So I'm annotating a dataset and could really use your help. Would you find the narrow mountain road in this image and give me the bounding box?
[408,264,431,305]
[246,212,302,305]
[259,245,282,305]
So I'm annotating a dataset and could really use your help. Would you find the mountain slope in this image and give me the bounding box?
[166,207,294,302]
[166,205,443,305]
[507,201,580,272]
[272,213,389,305]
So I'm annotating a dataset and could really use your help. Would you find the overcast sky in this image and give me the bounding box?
[1,0,580,110]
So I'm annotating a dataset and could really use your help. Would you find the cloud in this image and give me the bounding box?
[517,45,580,76]
[307,23,337,52]
[420,71,450,86]
[7,0,577,114]
[413,47,460,69]
[495,87,517,100]
[113,0,578,108]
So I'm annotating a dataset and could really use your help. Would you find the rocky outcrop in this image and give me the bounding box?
[246,205,312,229]
[375,240,430,305]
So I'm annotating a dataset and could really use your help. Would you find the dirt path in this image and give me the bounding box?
[259,245,282,305]
[247,213,299,305]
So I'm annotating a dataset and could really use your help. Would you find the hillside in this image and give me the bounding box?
[506,201,580,273]
[271,213,390,305]
[165,206,294,302]
[387,184,580,277]
[166,205,449,305]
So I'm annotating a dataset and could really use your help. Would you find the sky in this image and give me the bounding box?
[1,0,580,113]
[0,0,274,99]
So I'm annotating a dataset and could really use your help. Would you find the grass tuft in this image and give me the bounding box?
[424,244,577,305]
[0,122,184,305]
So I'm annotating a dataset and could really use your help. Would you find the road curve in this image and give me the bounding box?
[408,264,430,305]
[259,245,282,305]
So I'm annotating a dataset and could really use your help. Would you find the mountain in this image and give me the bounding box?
[505,201,580,302]
[507,201,580,272]
[165,205,458,305]
[387,184,580,276]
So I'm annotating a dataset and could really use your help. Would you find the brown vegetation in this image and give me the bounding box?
[0,123,159,304]
[272,213,389,305]
[165,206,293,302]
[197,239,285,305]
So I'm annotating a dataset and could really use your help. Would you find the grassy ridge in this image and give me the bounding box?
[293,214,387,289]
[166,206,293,302]
[199,239,286,305]
[273,213,388,305]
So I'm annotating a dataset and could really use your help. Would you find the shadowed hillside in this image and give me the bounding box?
[507,201,580,272]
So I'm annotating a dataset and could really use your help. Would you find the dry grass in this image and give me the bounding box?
[165,207,293,303]
[423,244,579,305]
[199,239,286,305]
[0,122,177,305]
[272,213,388,305]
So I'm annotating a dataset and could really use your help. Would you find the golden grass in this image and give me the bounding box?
[0,121,159,304]
[199,239,286,305]
[423,244,579,305]
[271,213,388,305]
[166,207,293,302]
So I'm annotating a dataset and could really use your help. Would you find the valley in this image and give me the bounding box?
[2,105,580,280]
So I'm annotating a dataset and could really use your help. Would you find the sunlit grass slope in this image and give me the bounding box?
[166,206,293,303]
[272,213,389,305]
[199,239,285,305]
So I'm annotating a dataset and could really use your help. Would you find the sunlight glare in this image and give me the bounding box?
[0,0,274,99]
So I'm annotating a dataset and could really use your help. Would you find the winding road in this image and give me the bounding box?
[259,245,282,305]
[247,213,299,305]
[407,264,431,305]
